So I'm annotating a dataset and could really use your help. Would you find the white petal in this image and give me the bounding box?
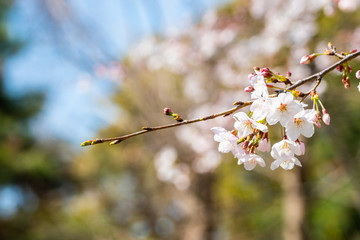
[214,134,224,142]
[270,161,280,170]
[237,155,246,165]
[233,112,249,122]
[283,92,294,102]
[252,122,268,132]
[293,157,302,167]
[289,141,302,156]
[281,160,295,170]
[285,123,300,141]
[234,149,245,159]
[244,161,256,171]
[211,127,227,135]
[234,121,243,131]
[300,121,314,138]
[271,142,283,159]
[266,109,281,125]
[218,142,232,153]
[279,111,295,127]
[254,156,266,167]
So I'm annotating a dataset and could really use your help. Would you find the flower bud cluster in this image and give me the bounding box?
[163,108,183,122]
[338,62,352,89]
[301,44,359,90]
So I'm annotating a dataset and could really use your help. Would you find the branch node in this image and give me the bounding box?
[233,101,244,106]
[110,139,122,145]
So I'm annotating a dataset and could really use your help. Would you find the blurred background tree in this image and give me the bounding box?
[0,1,78,239]
[1,0,360,240]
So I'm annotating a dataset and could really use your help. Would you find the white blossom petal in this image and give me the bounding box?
[238,154,265,170]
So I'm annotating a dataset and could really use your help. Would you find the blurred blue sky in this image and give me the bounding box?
[4,0,230,146]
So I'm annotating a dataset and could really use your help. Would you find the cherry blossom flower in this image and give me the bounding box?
[237,154,266,171]
[211,127,244,157]
[271,139,302,157]
[270,139,302,170]
[233,112,268,138]
[250,97,272,121]
[249,72,269,99]
[357,82,360,92]
[270,156,302,170]
[267,92,303,126]
[285,109,316,141]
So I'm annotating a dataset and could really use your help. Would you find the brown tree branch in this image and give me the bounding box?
[81,51,360,147]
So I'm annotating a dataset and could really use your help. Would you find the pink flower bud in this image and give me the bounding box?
[260,67,273,78]
[311,111,322,128]
[300,54,316,64]
[322,110,331,125]
[244,86,254,92]
[344,80,350,89]
[248,73,256,81]
[300,141,305,155]
[258,138,270,152]
[242,141,249,150]
[163,108,173,116]
[337,65,344,72]
[295,140,306,155]
[356,70,360,79]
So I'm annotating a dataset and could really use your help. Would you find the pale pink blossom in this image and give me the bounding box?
[358,82,360,92]
[267,92,303,127]
[271,139,302,158]
[250,97,272,121]
[270,139,302,170]
[258,137,271,152]
[233,112,268,138]
[249,72,269,99]
[211,127,244,158]
[270,156,302,170]
[285,109,315,141]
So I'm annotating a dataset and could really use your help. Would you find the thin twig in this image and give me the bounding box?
[81,101,253,146]
[81,51,360,147]
[288,51,360,91]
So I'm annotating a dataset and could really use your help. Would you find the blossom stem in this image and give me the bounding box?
[318,99,325,110]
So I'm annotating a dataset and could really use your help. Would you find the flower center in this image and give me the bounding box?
[244,120,252,128]
[279,103,287,112]
[281,141,289,150]
[281,160,290,168]
[294,118,304,127]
